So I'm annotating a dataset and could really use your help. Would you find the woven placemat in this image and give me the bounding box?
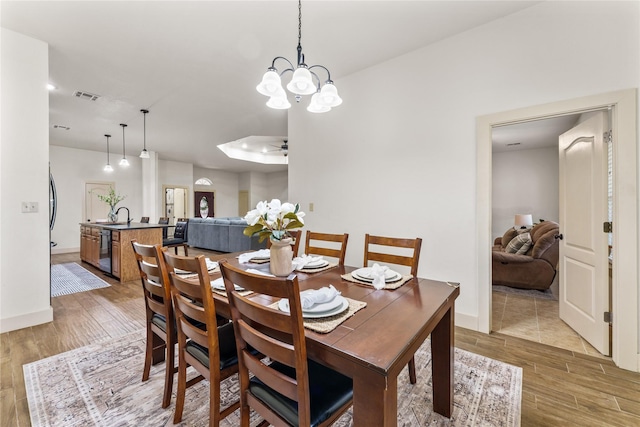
[268,297,367,334]
[340,273,413,290]
[177,266,220,279]
[295,262,338,274]
[212,288,253,297]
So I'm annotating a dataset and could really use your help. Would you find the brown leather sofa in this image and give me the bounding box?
[492,220,560,290]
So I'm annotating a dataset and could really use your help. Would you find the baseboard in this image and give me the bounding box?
[455,311,478,330]
[0,306,53,333]
[51,247,80,255]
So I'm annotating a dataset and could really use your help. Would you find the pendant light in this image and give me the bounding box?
[139,109,150,159]
[103,134,113,172]
[256,0,342,113]
[119,123,129,167]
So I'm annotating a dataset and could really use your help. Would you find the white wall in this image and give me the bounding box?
[50,145,143,252]
[0,29,52,332]
[289,1,639,329]
[158,159,193,217]
[492,147,559,239]
[267,170,288,203]
[194,166,240,217]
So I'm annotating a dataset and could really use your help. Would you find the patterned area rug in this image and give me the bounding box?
[50,263,111,297]
[24,329,522,426]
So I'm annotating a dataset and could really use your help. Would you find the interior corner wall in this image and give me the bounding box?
[288,0,639,330]
[1,28,52,332]
[267,170,289,203]
[492,147,559,239]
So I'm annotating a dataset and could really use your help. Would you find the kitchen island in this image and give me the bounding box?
[80,222,169,282]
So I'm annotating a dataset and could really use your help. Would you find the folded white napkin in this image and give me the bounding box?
[370,263,389,290]
[292,254,324,271]
[205,258,218,271]
[245,268,275,277]
[299,285,340,310]
[238,249,271,264]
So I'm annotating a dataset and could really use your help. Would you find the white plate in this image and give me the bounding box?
[301,260,329,269]
[278,296,349,318]
[250,256,271,261]
[210,279,244,291]
[352,267,401,283]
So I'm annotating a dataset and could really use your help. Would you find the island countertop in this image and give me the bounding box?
[79,222,170,230]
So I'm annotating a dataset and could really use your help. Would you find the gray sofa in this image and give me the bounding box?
[187,217,265,253]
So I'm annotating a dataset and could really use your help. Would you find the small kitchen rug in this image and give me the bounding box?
[50,263,111,297]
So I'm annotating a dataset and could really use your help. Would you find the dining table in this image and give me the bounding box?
[191,252,460,426]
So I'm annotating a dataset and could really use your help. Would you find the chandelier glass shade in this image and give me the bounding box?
[139,109,150,159]
[119,123,129,167]
[256,0,342,113]
[104,134,113,172]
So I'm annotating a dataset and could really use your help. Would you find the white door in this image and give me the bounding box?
[85,182,113,222]
[559,112,610,355]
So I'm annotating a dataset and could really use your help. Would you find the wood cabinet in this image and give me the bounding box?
[111,231,120,279]
[80,225,100,267]
[80,223,163,283]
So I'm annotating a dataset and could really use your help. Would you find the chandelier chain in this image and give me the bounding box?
[298,0,302,47]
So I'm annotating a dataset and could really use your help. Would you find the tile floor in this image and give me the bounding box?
[492,290,607,358]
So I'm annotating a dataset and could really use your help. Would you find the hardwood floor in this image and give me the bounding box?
[2,250,640,426]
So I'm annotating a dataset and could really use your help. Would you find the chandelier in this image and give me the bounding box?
[256,0,342,113]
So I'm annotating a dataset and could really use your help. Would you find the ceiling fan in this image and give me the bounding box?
[268,139,288,157]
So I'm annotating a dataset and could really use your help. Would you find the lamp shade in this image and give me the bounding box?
[139,149,150,159]
[514,214,533,228]
[266,95,291,110]
[306,93,331,113]
[256,70,283,97]
[318,83,342,107]
[286,66,316,95]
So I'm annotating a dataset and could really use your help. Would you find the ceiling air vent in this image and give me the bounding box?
[73,90,100,101]
[52,124,71,130]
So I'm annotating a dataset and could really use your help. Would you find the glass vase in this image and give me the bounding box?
[107,206,118,223]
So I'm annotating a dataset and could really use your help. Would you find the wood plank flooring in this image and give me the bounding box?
[2,250,640,426]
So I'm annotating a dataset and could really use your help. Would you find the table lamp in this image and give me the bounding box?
[514,214,533,229]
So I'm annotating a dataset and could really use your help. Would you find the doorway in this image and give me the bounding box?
[477,89,638,372]
[163,185,189,225]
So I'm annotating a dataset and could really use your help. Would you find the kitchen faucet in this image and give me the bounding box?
[115,206,131,225]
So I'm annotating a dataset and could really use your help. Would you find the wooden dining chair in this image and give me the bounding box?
[266,229,301,258]
[140,216,150,223]
[131,240,175,409]
[219,260,353,427]
[162,251,240,426]
[364,233,423,384]
[304,231,349,265]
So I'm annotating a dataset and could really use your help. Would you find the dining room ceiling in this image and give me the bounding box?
[1,1,540,173]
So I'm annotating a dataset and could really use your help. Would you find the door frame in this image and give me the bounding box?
[476,89,638,371]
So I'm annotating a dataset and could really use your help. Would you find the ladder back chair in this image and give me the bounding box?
[162,251,240,426]
[140,216,150,223]
[363,233,423,383]
[158,217,169,239]
[131,240,175,409]
[219,260,353,427]
[304,231,349,265]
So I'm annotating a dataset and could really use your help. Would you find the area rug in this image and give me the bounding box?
[24,329,522,426]
[50,263,111,297]
[493,284,557,300]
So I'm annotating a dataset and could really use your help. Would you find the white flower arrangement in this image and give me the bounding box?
[243,199,305,242]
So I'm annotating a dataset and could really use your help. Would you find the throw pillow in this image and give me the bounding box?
[505,232,533,255]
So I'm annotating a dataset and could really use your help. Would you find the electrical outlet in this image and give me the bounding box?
[309,202,314,212]
[21,202,30,213]
[29,202,38,212]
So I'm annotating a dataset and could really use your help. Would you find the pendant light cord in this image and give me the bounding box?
[298,0,302,47]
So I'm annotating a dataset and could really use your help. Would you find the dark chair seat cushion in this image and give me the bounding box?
[184,322,239,370]
[163,237,187,246]
[151,313,168,332]
[249,359,353,427]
